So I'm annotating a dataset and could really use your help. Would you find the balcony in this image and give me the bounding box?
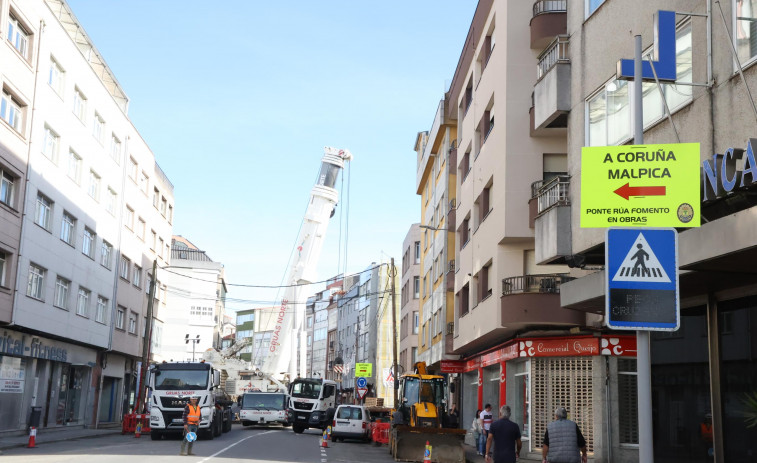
[534,176,572,264]
[532,35,570,136]
[531,0,567,49]
[500,274,583,327]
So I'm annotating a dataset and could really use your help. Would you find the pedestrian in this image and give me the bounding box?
[446,403,459,428]
[541,407,588,463]
[471,409,483,455]
[180,395,201,456]
[479,404,494,456]
[485,405,522,463]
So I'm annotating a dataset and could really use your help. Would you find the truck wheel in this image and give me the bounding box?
[223,415,232,433]
[214,414,222,437]
[150,431,162,441]
[292,424,305,434]
[204,427,215,440]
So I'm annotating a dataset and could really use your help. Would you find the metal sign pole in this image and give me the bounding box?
[634,34,655,463]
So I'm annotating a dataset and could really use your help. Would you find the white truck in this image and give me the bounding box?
[288,377,339,433]
[239,391,291,427]
[147,361,233,440]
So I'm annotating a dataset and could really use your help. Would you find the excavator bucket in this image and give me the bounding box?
[390,426,466,463]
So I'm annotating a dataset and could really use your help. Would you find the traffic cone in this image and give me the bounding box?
[134,418,142,438]
[321,430,329,448]
[27,427,36,448]
[423,440,432,462]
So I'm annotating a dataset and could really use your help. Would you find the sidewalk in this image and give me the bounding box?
[464,442,543,462]
[0,426,122,452]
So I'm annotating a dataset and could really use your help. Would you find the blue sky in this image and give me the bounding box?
[66,1,477,311]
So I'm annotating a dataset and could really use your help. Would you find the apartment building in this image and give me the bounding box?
[235,308,255,362]
[159,237,226,363]
[0,0,175,432]
[414,95,460,383]
[399,224,420,376]
[374,263,399,405]
[540,1,757,461]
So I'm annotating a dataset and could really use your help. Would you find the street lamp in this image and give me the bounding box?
[419,224,448,232]
[185,334,200,361]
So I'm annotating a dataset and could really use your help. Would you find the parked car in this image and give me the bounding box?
[331,405,371,442]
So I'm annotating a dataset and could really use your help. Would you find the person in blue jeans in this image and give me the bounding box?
[479,404,494,455]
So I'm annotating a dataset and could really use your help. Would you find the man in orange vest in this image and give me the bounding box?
[180,396,201,456]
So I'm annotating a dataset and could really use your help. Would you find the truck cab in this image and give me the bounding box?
[240,391,291,427]
[288,378,337,433]
[147,362,233,440]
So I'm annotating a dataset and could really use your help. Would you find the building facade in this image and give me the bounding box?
[399,225,421,376]
[0,0,174,433]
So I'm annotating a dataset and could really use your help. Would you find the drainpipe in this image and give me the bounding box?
[10,19,45,328]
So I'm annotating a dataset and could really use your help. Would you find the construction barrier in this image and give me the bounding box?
[372,422,390,445]
[122,413,152,434]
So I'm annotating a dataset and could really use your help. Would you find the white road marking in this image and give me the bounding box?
[196,430,277,462]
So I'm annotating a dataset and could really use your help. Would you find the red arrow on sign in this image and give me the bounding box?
[613,183,666,200]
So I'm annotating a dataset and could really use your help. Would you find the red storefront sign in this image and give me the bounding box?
[600,336,637,356]
[480,344,519,367]
[440,360,465,374]
[519,337,599,357]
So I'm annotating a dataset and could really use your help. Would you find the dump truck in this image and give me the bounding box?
[390,362,466,463]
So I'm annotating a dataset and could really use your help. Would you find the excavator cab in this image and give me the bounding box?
[399,376,446,428]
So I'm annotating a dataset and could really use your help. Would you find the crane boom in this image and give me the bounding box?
[261,147,352,383]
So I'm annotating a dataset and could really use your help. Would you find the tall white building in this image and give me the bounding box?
[0,0,174,431]
[158,237,226,362]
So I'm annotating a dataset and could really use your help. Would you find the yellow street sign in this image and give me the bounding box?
[355,363,372,377]
[580,143,700,227]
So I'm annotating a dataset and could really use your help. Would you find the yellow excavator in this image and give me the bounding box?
[390,362,466,462]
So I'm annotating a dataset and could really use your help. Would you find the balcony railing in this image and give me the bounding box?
[537,35,570,81]
[537,175,570,214]
[502,274,575,296]
[533,0,567,17]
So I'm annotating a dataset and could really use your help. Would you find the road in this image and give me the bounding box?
[1,425,396,463]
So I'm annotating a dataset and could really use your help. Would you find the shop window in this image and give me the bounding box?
[0,356,27,431]
[56,365,86,425]
[618,358,639,445]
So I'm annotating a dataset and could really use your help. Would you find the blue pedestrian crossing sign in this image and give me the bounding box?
[605,228,679,331]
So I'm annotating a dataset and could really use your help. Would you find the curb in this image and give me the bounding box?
[0,429,123,451]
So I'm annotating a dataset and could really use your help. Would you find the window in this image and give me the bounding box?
[119,256,130,280]
[414,241,421,264]
[106,188,117,214]
[139,171,149,194]
[160,196,167,216]
[479,263,492,301]
[479,109,494,147]
[459,216,470,250]
[586,22,692,147]
[133,265,142,288]
[42,125,59,162]
[34,193,52,231]
[586,0,606,17]
[736,1,757,65]
[27,263,45,300]
[6,14,30,58]
[1,89,24,133]
[150,230,156,250]
[460,149,471,182]
[459,283,470,316]
[48,57,65,95]
[110,135,121,164]
[88,170,100,200]
[478,185,491,225]
[115,307,125,330]
[76,288,90,316]
[73,87,87,121]
[128,311,137,334]
[53,276,70,309]
[128,157,138,181]
[413,311,419,334]
[190,306,213,320]
[618,358,639,444]
[92,113,104,143]
[95,296,107,323]
[1,168,16,208]
[82,228,95,259]
[153,187,160,208]
[462,78,473,115]
[100,241,112,269]
[413,276,420,299]
[168,205,173,223]
[67,150,81,184]
[158,237,165,259]
[60,212,75,246]
[137,218,146,241]
[124,205,134,230]
[0,251,6,287]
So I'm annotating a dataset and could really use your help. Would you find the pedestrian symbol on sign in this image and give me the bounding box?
[611,232,671,283]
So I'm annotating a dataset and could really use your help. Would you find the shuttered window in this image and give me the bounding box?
[618,358,639,444]
[531,357,594,453]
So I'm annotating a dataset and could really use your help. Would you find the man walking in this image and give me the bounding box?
[180,395,201,456]
[541,407,588,463]
[479,404,494,455]
[485,405,522,463]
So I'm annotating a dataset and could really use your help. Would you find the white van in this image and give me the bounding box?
[331,405,371,442]
[240,392,291,427]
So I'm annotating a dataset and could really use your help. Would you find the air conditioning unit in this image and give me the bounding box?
[448,260,456,273]
[446,322,454,335]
